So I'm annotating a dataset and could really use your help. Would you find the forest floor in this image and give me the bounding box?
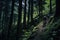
[32,20,48,40]
[29,21,45,40]
[34,21,44,40]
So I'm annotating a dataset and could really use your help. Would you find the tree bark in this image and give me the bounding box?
[31,0,33,25]
[54,0,60,40]
[7,0,15,40]
[23,0,27,29]
[16,0,22,40]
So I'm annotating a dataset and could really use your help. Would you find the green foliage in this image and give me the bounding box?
[39,19,60,40]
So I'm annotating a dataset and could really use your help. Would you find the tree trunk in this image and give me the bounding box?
[0,0,3,40]
[23,0,27,29]
[54,0,60,20]
[7,0,15,40]
[16,0,22,40]
[27,0,31,29]
[54,0,60,40]
[31,0,33,25]
[50,0,52,14]
[38,0,42,19]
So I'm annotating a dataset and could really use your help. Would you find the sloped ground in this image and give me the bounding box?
[27,19,49,40]
[33,21,46,40]
[27,21,47,40]
[33,21,44,40]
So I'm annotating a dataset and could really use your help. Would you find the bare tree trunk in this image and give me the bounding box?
[31,0,33,25]
[7,0,15,40]
[23,0,27,29]
[54,0,60,40]
[54,0,60,20]
[38,0,42,19]
[27,0,31,29]
[50,0,52,14]
[16,0,22,40]
[0,0,3,40]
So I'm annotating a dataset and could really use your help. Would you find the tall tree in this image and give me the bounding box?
[49,0,52,15]
[50,0,52,13]
[53,0,60,40]
[16,0,22,40]
[31,0,33,25]
[7,0,15,40]
[54,0,60,20]
[27,0,32,30]
[23,0,27,29]
[0,0,2,27]
[0,0,3,40]
[38,0,42,19]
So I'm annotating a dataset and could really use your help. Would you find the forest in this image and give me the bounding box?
[0,0,60,40]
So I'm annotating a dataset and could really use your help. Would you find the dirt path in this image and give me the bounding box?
[27,20,48,40]
[32,21,47,40]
